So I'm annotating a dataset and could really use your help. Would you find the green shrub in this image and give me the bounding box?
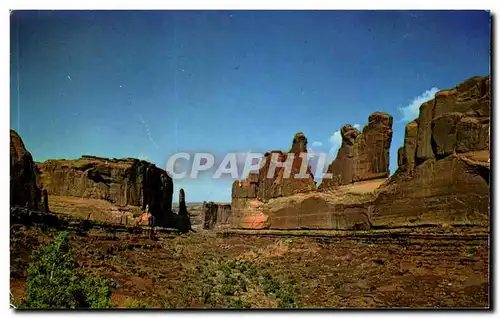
[193,258,299,308]
[125,299,150,308]
[22,231,113,309]
[229,298,251,309]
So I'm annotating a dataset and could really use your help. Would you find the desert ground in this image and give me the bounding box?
[10,210,489,309]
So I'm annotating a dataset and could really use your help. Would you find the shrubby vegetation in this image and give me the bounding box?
[174,258,300,308]
[17,231,113,309]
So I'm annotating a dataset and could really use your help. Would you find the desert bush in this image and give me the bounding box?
[189,258,299,308]
[20,231,113,309]
[124,298,150,308]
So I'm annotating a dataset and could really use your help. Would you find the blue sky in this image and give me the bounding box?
[10,10,490,202]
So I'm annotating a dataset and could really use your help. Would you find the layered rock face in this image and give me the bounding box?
[201,201,232,230]
[229,75,490,230]
[37,155,174,225]
[10,130,41,209]
[232,132,316,202]
[319,112,393,190]
[232,179,383,230]
[375,76,490,227]
[232,132,316,227]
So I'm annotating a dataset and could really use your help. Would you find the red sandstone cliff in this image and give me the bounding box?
[228,75,490,230]
[319,112,393,190]
[36,155,174,226]
[373,75,490,227]
[232,132,316,203]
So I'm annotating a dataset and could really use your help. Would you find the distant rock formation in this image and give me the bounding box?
[231,132,316,228]
[374,75,490,227]
[36,155,174,226]
[201,201,232,230]
[179,188,187,215]
[10,129,41,209]
[176,188,192,233]
[232,132,316,202]
[228,75,490,230]
[319,112,393,190]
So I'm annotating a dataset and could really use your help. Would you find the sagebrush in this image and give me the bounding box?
[20,231,113,309]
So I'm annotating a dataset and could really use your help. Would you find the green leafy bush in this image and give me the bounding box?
[21,231,113,309]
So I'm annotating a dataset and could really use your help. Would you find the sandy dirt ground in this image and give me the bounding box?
[10,220,489,309]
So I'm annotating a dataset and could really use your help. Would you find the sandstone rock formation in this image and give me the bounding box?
[176,188,192,233]
[319,112,393,190]
[201,201,232,230]
[229,75,490,230]
[375,75,490,227]
[178,188,187,215]
[10,129,41,209]
[232,132,316,203]
[42,189,49,213]
[233,179,382,230]
[231,132,316,228]
[37,155,174,226]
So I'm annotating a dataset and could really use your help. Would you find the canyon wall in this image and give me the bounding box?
[200,201,232,230]
[229,76,490,230]
[37,155,174,226]
[10,130,42,209]
[373,75,490,227]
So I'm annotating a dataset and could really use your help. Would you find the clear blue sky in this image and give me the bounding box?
[10,10,490,202]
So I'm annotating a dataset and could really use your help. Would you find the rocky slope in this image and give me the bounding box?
[36,155,174,226]
[10,130,41,210]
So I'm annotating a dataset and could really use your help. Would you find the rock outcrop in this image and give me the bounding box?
[231,132,316,228]
[229,75,490,230]
[42,189,49,213]
[232,132,316,202]
[319,112,393,190]
[36,155,174,226]
[233,179,382,230]
[10,130,41,209]
[201,201,232,230]
[374,75,490,227]
[176,188,192,233]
